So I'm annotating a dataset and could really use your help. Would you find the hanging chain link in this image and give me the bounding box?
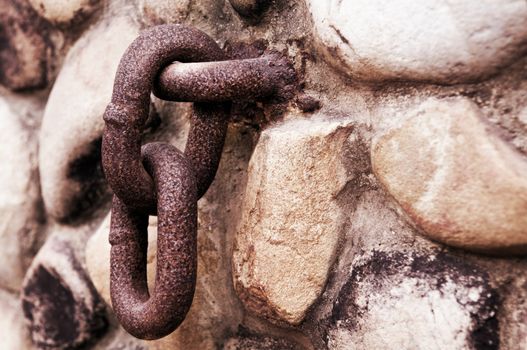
[102,24,296,340]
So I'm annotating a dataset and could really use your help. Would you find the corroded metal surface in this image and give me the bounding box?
[102,23,296,340]
[102,24,226,214]
[110,143,197,340]
[155,54,295,102]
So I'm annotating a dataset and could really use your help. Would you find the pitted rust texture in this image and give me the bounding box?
[155,54,296,103]
[102,24,226,214]
[102,23,297,340]
[110,143,197,340]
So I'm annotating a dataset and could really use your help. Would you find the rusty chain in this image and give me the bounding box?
[102,24,296,340]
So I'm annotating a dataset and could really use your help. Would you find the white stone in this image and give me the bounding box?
[28,0,100,24]
[327,250,499,350]
[372,98,527,254]
[39,17,139,220]
[307,0,527,83]
[0,97,41,291]
[232,116,354,325]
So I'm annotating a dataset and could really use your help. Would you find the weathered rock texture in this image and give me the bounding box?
[372,98,527,254]
[326,250,499,349]
[307,0,527,84]
[0,0,526,349]
[233,117,354,325]
[0,289,33,349]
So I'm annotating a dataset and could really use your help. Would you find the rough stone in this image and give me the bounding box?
[372,98,527,254]
[28,0,101,25]
[138,0,191,25]
[21,233,108,349]
[0,289,33,349]
[39,16,139,221]
[223,327,299,350]
[0,97,42,291]
[0,0,52,90]
[307,0,527,84]
[326,250,500,350]
[232,117,354,325]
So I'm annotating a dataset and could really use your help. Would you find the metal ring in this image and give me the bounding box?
[102,24,226,214]
[109,142,197,340]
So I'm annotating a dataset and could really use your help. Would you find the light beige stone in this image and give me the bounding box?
[307,0,527,84]
[39,17,139,221]
[0,97,41,291]
[28,0,100,24]
[372,98,527,254]
[232,117,354,325]
[0,289,32,349]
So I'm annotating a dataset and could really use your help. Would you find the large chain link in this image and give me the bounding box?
[102,24,295,340]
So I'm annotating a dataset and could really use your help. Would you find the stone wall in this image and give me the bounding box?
[1,0,526,349]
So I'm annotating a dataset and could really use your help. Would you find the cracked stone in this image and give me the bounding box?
[232,116,355,325]
[307,0,527,84]
[39,16,139,221]
[372,98,527,254]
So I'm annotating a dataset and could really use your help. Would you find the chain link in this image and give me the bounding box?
[102,24,296,340]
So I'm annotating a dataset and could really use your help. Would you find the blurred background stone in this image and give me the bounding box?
[22,231,108,349]
[372,98,527,254]
[28,0,102,25]
[0,0,53,91]
[0,96,43,292]
[0,289,33,349]
[39,16,139,222]
[307,0,527,84]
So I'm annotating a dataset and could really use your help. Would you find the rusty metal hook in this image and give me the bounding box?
[102,24,296,340]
